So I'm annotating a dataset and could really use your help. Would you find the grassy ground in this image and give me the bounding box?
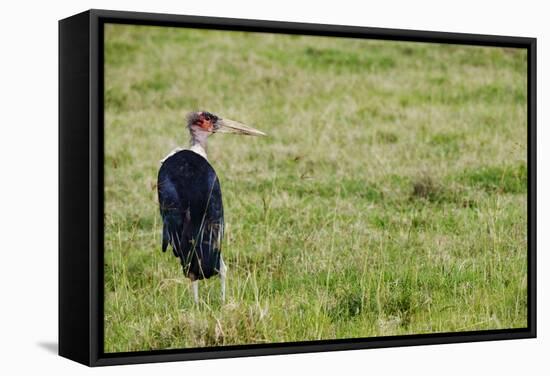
[103,24,528,353]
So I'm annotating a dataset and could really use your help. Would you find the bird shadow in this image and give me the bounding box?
[37,341,58,355]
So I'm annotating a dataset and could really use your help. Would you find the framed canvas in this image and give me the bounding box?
[59,9,536,366]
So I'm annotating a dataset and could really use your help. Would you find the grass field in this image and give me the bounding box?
[103,24,528,353]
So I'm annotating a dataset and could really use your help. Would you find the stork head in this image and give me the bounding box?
[187,111,266,139]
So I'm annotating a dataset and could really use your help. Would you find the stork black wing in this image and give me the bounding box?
[157,150,224,280]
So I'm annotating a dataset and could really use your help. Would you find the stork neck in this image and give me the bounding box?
[189,131,208,160]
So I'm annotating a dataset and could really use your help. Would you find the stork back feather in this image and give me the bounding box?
[158,150,224,280]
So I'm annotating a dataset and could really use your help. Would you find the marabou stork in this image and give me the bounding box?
[157,111,266,304]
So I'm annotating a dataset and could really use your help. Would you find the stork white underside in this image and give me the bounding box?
[189,144,208,160]
[160,145,208,164]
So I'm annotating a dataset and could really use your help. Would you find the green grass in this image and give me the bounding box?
[103,24,528,352]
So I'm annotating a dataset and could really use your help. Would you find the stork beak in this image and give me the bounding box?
[215,118,267,136]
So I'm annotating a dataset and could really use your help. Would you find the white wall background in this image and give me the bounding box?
[0,0,547,374]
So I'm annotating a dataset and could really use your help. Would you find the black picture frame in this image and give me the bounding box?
[59,9,537,367]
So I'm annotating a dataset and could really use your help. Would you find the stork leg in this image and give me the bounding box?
[220,255,227,303]
[192,280,199,304]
